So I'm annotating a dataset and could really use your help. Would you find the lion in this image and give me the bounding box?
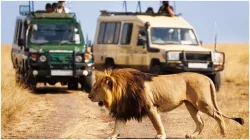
[88,68,244,139]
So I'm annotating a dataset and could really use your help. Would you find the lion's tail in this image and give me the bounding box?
[209,79,244,125]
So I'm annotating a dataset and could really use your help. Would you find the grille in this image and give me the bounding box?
[49,53,73,69]
[185,53,211,61]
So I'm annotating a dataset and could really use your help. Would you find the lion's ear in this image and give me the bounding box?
[105,77,113,90]
[94,70,104,80]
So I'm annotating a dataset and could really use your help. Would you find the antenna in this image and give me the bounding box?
[32,1,34,12]
[214,22,218,51]
[136,1,141,13]
[123,1,127,12]
[174,0,176,13]
[86,34,89,46]
[68,1,72,12]
[29,1,31,13]
[28,1,34,12]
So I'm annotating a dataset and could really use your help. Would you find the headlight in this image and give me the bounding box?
[75,56,83,63]
[39,55,47,62]
[213,52,224,63]
[31,54,37,61]
[84,54,92,63]
[166,52,180,60]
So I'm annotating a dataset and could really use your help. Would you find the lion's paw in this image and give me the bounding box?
[107,136,117,139]
[185,134,196,139]
[155,134,166,139]
[108,134,120,139]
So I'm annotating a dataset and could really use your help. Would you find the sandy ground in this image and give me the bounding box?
[2,83,248,139]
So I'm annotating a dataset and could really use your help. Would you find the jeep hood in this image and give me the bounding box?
[151,45,212,52]
[29,45,85,53]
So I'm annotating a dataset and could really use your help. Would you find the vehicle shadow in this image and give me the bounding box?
[111,137,185,139]
[32,87,84,94]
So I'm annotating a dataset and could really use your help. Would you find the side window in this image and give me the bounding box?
[103,23,116,44]
[97,23,106,44]
[18,21,23,40]
[23,22,28,41]
[14,21,20,43]
[121,23,133,45]
[97,22,121,44]
[113,23,121,44]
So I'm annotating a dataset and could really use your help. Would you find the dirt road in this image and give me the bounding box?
[2,84,248,139]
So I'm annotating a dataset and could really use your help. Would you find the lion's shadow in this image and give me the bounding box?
[115,137,185,139]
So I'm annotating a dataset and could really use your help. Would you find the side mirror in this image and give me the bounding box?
[18,39,24,46]
[19,5,30,15]
[200,40,203,46]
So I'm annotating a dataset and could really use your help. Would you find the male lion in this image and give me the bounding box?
[88,68,244,139]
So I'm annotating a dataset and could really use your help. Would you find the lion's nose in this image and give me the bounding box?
[88,95,92,99]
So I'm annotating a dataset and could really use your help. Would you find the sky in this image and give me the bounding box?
[1,1,249,44]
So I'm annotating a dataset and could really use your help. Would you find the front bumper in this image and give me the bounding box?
[29,69,94,83]
[31,69,93,77]
[161,61,224,75]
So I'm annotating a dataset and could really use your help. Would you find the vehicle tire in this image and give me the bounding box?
[210,73,221,92]
[15,69,21,84]
[81,72,96,93]
[68,79,78,90]
[149,65,163,75]
[104,58,115,69]
[24,70,37,91]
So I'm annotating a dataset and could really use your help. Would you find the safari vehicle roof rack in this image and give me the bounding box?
[19,3,77,19]
[30,12,77,19]
[100,10,182,17]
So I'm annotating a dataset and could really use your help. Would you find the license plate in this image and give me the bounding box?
[51,70,73,76]
[188,63,208,69]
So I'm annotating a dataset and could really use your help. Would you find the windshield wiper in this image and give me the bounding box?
[165,42,180,45]
[37,42,50,45]
[58,40,76,45]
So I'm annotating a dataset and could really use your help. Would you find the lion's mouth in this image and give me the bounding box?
[98,101,104,106]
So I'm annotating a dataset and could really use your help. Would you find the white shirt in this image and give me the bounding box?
[57,7,70,13]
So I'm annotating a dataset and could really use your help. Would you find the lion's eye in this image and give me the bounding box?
[95,87,98,90]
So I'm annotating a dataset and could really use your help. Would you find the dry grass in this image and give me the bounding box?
[202,43,249,138]
[204,43,249,85]
[1,45,34,128]
[0,43,248,138]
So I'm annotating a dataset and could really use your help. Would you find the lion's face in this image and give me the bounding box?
[88,77,113,107]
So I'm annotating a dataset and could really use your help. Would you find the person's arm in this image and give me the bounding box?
[158,6,163,14]
[65,7,70,13]
[168,6,175,17]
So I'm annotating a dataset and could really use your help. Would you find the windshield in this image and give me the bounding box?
[151,28,198,45]
[29,24,82,44]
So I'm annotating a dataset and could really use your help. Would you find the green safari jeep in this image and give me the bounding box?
[11,6,95,92]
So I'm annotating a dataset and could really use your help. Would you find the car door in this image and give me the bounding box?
[115,22,133,67]
[93,22,121,68]
[132,27,149,71]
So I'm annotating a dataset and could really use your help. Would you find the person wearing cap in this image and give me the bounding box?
[158,1,175,17]
[56,1,69,13]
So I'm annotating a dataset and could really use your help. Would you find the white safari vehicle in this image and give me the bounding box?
[93,11,225,91]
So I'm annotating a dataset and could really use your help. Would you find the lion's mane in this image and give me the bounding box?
[96,68,157,122]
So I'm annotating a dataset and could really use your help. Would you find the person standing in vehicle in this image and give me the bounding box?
[158,1,175,17]
[45,3,53,13]
[52,3,58,13]
[56,1,69,13]
[145,7,154,14]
